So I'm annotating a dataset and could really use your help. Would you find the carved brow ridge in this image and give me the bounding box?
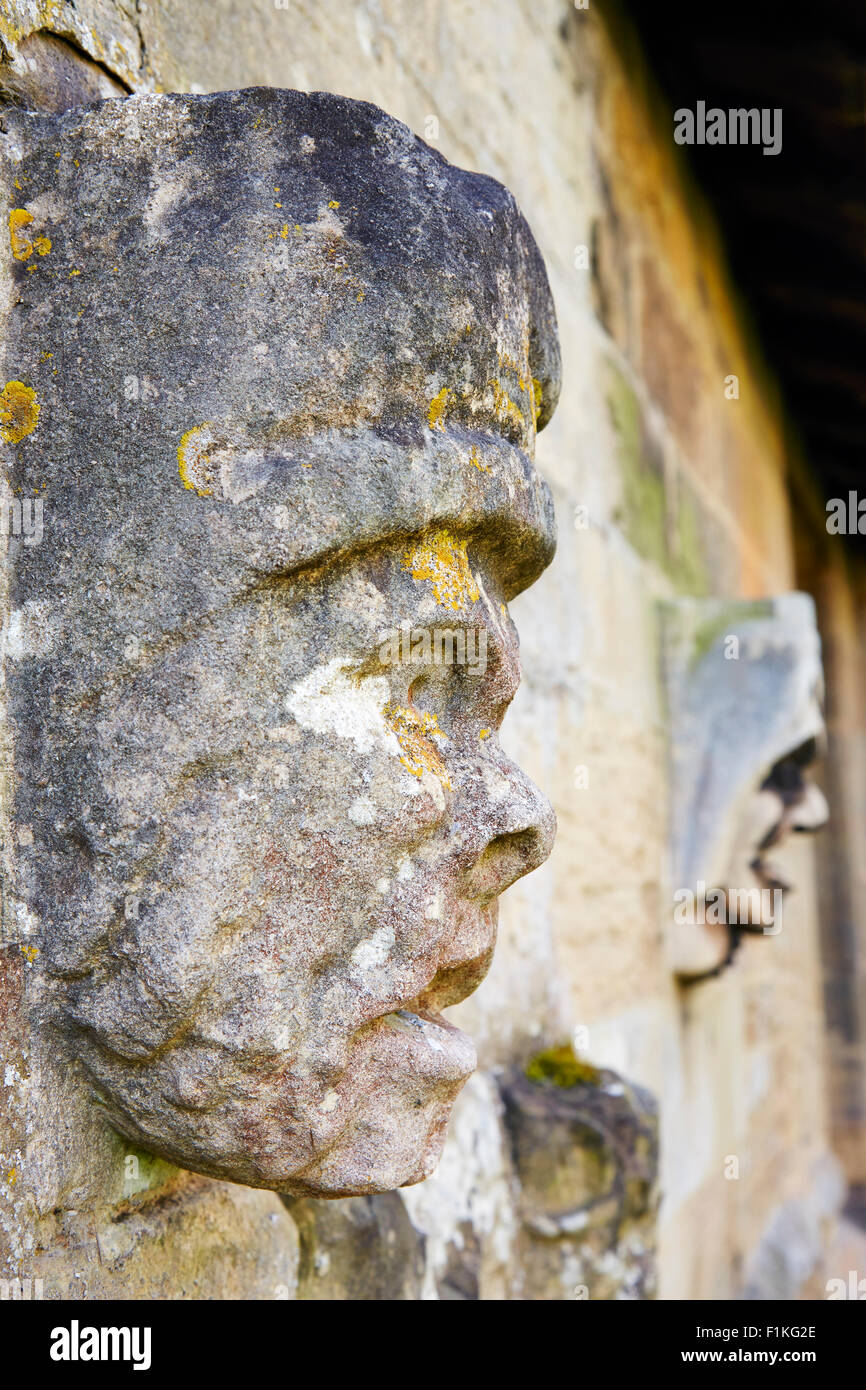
[241,518,508,597]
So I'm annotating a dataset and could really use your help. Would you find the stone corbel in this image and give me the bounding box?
[0,86,562,1282]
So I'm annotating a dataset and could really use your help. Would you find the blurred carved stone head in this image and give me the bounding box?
[662,594,827,982]
[1,90,560,1193]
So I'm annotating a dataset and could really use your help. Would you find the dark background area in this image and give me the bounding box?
[624,1,865,523]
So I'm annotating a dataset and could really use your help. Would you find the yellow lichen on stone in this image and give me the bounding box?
[9,208,51,262]
[479,728,491,740]
[427,386,451,431]
[0,381,40,442]
[489,379,524,435]
[531,377,543,425]
[404,530,479,611]
[384,702,450,787]
[178,424,217,497]
[9,208,32,260]
[468,443,492,474]
[21,943,39,964]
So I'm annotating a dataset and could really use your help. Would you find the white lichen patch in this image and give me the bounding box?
[481,764,513,805]
[311,203,346,238]
[350,924,395,975]
[424,890,443,921]
[284,657,398,758]
[395,856,415,881]
[419,769,447,811]
[348,795,377,826]
[143,178,188,239]
[5,602,56,661]
[178,425,278,506]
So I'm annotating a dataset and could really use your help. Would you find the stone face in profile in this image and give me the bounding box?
[662,594,828,981]
[0,90,560,1194]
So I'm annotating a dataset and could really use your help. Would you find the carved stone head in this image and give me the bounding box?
[662,594,827,981]
[1,90,560,1193]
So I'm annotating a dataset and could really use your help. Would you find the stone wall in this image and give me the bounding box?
[1,0,862,1300]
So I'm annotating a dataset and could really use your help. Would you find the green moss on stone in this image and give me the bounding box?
[689,599,775,670]
[526,1044,602,1089]
[606,363,709,596]
[607,366,667,574]
[672,480,708,596]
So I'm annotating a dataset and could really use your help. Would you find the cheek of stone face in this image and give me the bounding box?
[68,550,503,1188]
[69,700,470,1187]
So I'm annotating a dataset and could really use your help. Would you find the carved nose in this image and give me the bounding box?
[459,760,556,901]
[790,782,829,833]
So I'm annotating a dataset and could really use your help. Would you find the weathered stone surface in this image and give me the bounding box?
[662,594,828,979]
[0,0,856,1306]
[401,1069,518,1299]
[499,1051,659,1300]
[0,82,561,1264]
[286,1191,424,1300]
[0,3,143,95]
[29,1176,300,1301]
[0,31,129,113]
[741,1154,845,1301]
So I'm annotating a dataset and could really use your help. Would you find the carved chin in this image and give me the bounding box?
[287,1011,477,1197]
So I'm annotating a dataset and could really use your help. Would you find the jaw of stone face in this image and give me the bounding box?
[59,530,556,1195]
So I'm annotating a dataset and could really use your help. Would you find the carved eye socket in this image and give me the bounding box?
[790,737,818,768]
[407,665,453,714]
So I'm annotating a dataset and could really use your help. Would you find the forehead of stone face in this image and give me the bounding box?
[2,88,560,673]
[663,593,825,887]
